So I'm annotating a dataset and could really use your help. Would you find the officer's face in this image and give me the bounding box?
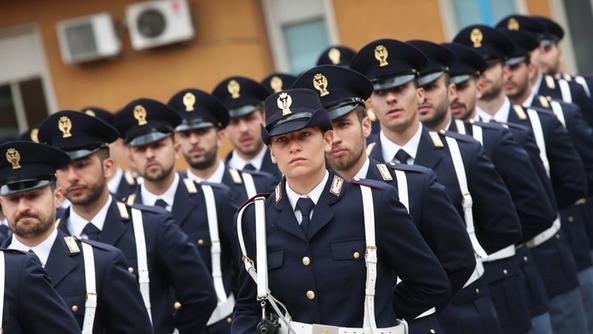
[539,43,562,75]
[450,78,478,121]
[478,62,504,101]
[327,109,371,172]
[270,127,333,181]
[419,75,454,130]
[56,153,113,206]
[129,137,179,182]
[178,127,222,170]
[369,81,424,133]
[504,61,530,100]
[226,111,265,158]
[0,185,62,240]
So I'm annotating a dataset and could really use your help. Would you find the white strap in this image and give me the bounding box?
[242,172,257,199]
[484,245,516,262]
[255,198,268,300]
[131,208,152,324]
[394,170,409,212]
[281,320,408,334]
[445,137,488,258]
[558,79,573,103]
[0,252,5,330]
[471,124,483,146]
[575,75,591,97]
[207,295,235,325]
[526,217,561,248]
[81,242,97,334]
[549,100,567,128]
[202,185,228,303]
[526,108,550,177]
[359,185,378,333]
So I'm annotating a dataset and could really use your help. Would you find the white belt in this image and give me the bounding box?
[526,218,561,248]
[463,259,485,288]
[207,295,235,325]
[282,320,408,334]
[415,307,436,319]
[131,208,152,324]
[483,245,516,262]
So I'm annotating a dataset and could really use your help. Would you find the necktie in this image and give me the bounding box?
[28,249,41,264]
[243,163,256,171]
[393,149,412,165]
[82,222,101,241]
[297,197,315,234]
[154,199,168,209]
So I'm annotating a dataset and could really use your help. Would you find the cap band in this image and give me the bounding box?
[372,73,416,91]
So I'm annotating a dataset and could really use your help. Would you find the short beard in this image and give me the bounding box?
[68,178,106,207]
[143,163,175,183]
[186,146,218,170]
[12,211,54,239]
[328,146,365,173]
[507,80,529,102]
[481,80,504,101]
[422,99,449,130]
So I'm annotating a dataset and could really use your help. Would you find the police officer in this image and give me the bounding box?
[213,76,282,180]
[114,98,238,333]
[454,24,589,334]
[38,110,217,334]
[352,38,522,333]
[167,88,276,204]
[0,141,87,333]
[293,64,476,334]
[261,73,296,95]
[0,140,152,333]
[233,88,451,333]
[316,45,356,66]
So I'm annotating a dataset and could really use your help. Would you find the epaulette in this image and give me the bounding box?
[375,163,393,181]
[329,175,344,197]
[116,201,130,220]
[125,193,136,206]
[351,177,385,191]
[545,75,556,89]
[183,178,198,194]
[367,109,378,122]
[366,142,377,156]
[124,170,137,186]
[64,236,81,254]
[538,95,551,108]
[274,183,282,204]
[228,168,243,184]
[386,161,430,174]
[513,105,527,120]
[428,131,444,148]
[454,119,467,134]
[54,218,61,228]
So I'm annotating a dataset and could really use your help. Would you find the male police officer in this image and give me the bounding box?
[293,64,476,334]
[213,76,282,180]
[0,140,152,333]
[39,110,217,334]
[233,87,451,333]
[115,98,239,333]
[168,88,276,204]
[454,24,589,334]
[353,38,522,333]
[0,141,89,333]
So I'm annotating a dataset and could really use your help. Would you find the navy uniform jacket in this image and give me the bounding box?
[507,105,587,209]
[225,148,282,182]
[537,74,593,129]
[232,172,450,333]
[2,231,153,333]
[112,170,139,200]
[368,127,522,254]
[365,159,476,294]
[449,120,556,242]
[128,176,239,302]
[0,250,81,333]
[58,200,217,334]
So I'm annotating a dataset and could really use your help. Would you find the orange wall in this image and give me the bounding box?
[526,0,552,16]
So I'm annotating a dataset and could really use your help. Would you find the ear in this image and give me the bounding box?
[54,186,64,209]
[323,130,334,153]
[103,157,116,179]
[417,86,425,104]
[173,139,181,160]
[216,129,225,147]
[269,145,277,164]
[362,116,372,139]
[448,82,457,101]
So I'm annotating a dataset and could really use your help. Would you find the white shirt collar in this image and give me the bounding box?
[476,97,511,123]
[285,170,329,212]
[9,228,57,267]
[228,145,267,170]
[353,157,370,180]
[379,123,422,163]
[532,73,543,96]
[140,172,179,211]
[68,196,113,238]
[107,167,123,194]
[186,161,225,184]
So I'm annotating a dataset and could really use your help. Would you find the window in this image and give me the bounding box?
[439,0,524,38]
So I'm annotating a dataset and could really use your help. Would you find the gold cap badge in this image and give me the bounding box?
[277,92,292,116]
[6,148,21,170]
[133,105,148,126]
[328,47,341,64]
[228,80,241,99]
[183,92,196,112]
[84,109,96,117]
[470,28,483,48]
[313,73,329,97]
[30,128,39,143]
[270,76,283,93]
[374,45,389,67]
[507,18,519,31]
[58,116,73,138]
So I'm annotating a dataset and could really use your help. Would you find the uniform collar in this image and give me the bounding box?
[9,228,58,267]
[353,157,370,180]
[228,145,267,170]
[532,73,543,95]
[140,172,179,211]
[186,160,225,184]
[68,195,113,237]
[476,97,511,123]
[285,170,329,211]
[523,86,537,107]
[379,123,422,163]
[107,167,123,194]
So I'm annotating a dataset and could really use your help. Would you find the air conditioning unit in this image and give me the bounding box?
[57,13,122,64]
[126,0,195,50]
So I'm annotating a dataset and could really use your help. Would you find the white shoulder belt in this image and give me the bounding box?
[131,208,152,324]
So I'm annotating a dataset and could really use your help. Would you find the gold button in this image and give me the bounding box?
[226,317,232,324]
[523,256,528,263]
[503,269,508,276]
[556,234,561,240]
[306,290,315,300]
[302,257,311,266]
[353,251,360,259]
[128,266,134,273]
[174,301,182,310]
[568,216,574,223]
[197,239,205,246]
[475,288,480,295]
[430,330,436,334]
[71,305,78,312]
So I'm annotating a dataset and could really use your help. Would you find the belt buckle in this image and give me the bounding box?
[312,324,339,334]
